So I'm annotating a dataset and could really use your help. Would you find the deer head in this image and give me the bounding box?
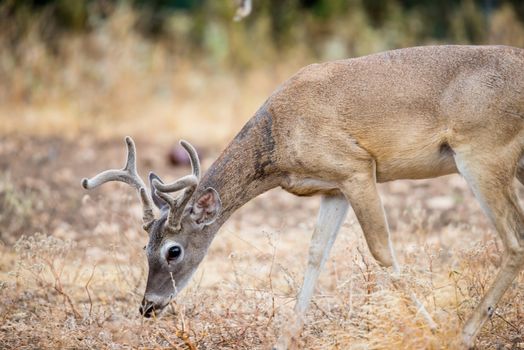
[82,137,221,317]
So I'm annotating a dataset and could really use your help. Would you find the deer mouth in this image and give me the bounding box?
[139,300,169,318]
[139,301,155,318]
[139,293,175,318]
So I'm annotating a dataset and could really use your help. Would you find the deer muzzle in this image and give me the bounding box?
[139,298,156,318]
[139,292,173,318]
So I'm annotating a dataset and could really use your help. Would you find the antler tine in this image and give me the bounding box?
[81,137,146,190]
[151,140,201,228]
[139,187,155,229]
[152,175,198,194]
[180,140,200,179]
[152,176,198,228]
[81,136,155,225]
[152,139,200,195]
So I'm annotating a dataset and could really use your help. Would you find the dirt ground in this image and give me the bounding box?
[0,134,523,349]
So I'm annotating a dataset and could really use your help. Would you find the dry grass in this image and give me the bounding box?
[1,5,524,349]
[0,136,523,349]
[0,5,306,147]
[2,2,524,145]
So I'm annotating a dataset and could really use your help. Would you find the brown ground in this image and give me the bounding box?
[0,134,522,349]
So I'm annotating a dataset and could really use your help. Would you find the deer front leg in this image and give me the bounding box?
[274,194,348,350]
[342,174,398,269]
[341,169,437,330]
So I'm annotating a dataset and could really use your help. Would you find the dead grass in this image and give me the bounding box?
[0,136,523,349]
[0,5,306,147]
[1,5,524,348]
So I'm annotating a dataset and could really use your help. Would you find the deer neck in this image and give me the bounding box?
[198,104,282,234]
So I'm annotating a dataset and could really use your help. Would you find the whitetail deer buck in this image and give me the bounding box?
[82,45,524,349]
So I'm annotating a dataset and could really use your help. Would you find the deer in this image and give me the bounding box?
[82,45,524,349]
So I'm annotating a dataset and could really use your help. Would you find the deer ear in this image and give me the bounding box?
[190,188,221,225]
[149,172,167,209]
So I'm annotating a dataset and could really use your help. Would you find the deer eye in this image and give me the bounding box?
[166,245,182,261]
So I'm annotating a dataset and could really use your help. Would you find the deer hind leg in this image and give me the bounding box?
[274,194,348,350]
[454,150,524,348]
[340,164,437,329]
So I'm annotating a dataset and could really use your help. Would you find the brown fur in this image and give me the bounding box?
[270,45,523,184]
[199,45,524,348]
[84,45,524,349]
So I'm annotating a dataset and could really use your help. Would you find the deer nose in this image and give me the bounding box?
[139,298,155,318]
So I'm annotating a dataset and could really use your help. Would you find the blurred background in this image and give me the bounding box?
[2,0,524,144]
[1,2,524,348]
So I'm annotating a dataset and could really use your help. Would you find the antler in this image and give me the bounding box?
[81,136,155,228]
[153,140,201,229]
